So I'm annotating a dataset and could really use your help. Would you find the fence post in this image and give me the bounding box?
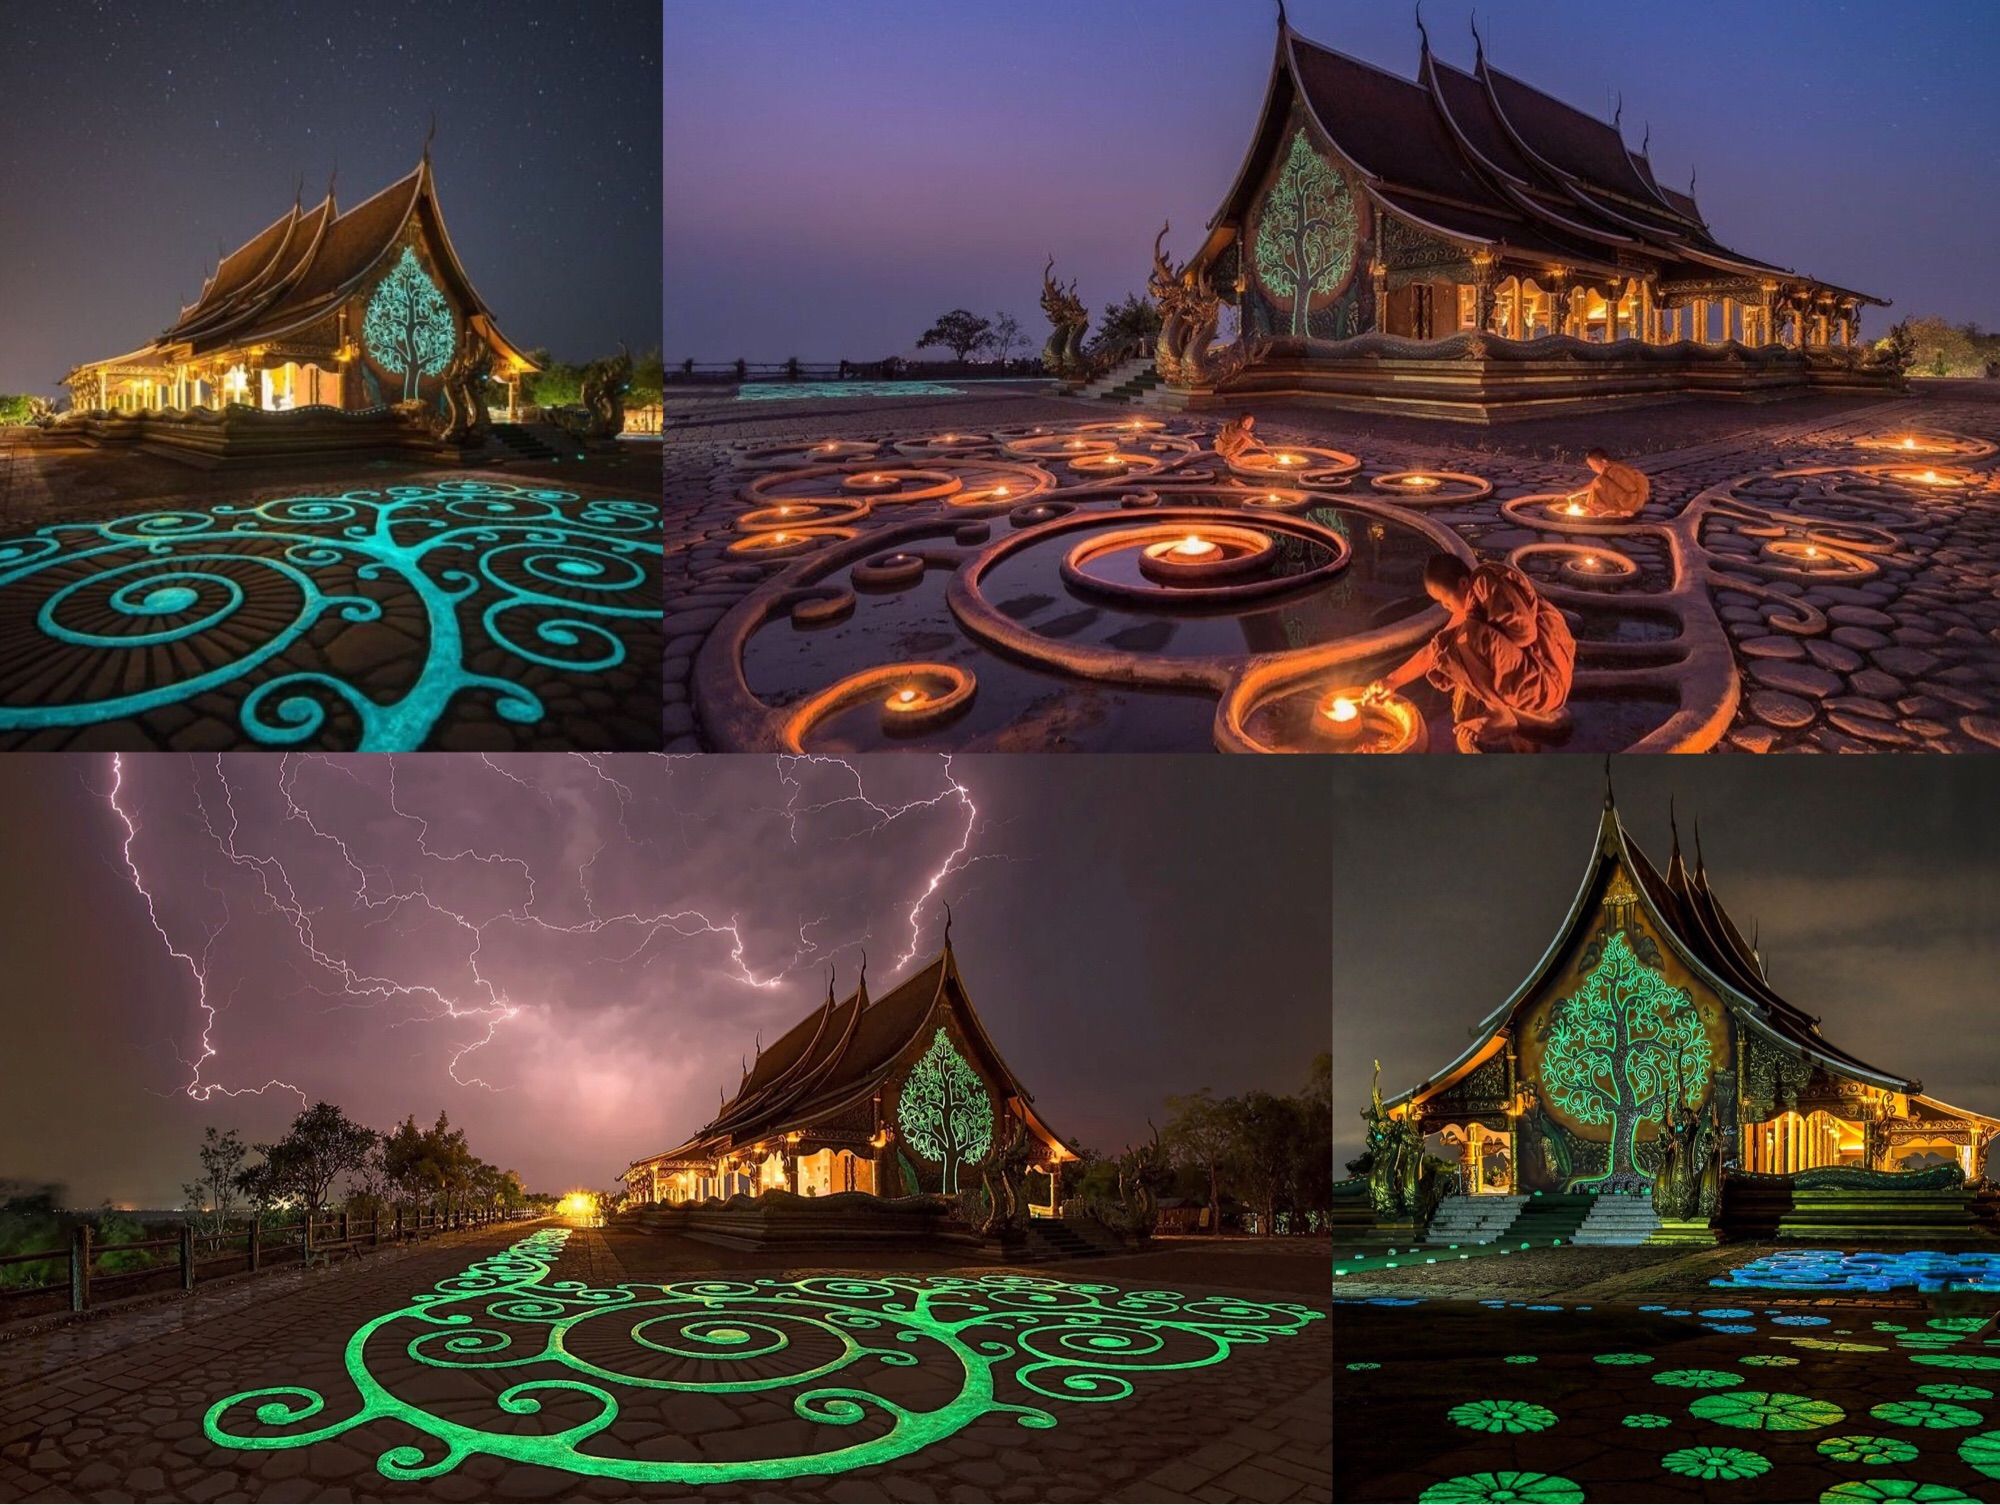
[248,1219,261,1273]
[371,1211,381,1248]
[180,1224,195,1293]
[339,1210,349,1245]
[70,1225,92,1312]
[394,1205,403,1242]
[303,1213,314,1262]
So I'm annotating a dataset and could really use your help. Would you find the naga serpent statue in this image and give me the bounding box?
[1149,224,1193,386]
[976,1117,1037,1237]
[1114,1121,1171,1238]
[1361,1061,1455,1225]
[579,346,633,440]
[436,331,494,444]
[1145,224,1244,390]
[1039,257,1092,380]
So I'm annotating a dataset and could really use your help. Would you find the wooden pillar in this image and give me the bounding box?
[70,1226,92,1312]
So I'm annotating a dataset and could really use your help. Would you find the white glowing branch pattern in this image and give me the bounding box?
[96,754,995,1102]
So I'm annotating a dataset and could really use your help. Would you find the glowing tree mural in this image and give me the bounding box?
[1254,129,1357,337]
[1538,932,1713,1187]
[897,1027,993,1194]
[363,247,456,401]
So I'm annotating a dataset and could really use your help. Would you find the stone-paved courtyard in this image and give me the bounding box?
[0,1222,1331,1503]
[1332,1242,2000,1502]
[0,436,663,751]
[663,380,2000,754]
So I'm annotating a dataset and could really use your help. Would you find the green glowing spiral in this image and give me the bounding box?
[202,1226,1321,1483]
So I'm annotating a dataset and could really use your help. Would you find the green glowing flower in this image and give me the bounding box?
[1347,1362,1381,1371]
[1418,1472,1585,1503]
[1661,1445,1770,1481]
[1818,1435,1920,1465]
[1654,1368,1745,1389]
[1689,1390,1846,1431]
[896,1027,993,1195]
[1447,1399,1558,1435]
[1916,1354,2000,1371]
[1504,1354,1538,1364]
[1920,1384,1994,1401]
[1623,1412,1671,1428]
[1960,1430,2000,1478]
[203,1228,1322,1483]
[1742,1354,1802,1367]
[1870,1399,1983,1429]
[1931,1318,1987,1333]
[1595,1352,1653,1365]
[1791,1338,1889,1352]
[1820,1485,1977,1503]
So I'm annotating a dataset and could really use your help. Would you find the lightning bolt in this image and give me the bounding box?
[97,753,997,1102]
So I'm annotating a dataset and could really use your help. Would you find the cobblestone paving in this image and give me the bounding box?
[0,1224,1331,1503]
[664,383,2000,753]
[0,442,662,751]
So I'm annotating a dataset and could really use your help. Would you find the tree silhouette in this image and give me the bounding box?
[915,309,995,362]
[1254,130,1357,337]
[363,247,456,400]
[1540,932,1712,1187]
[896,1027,993,1194]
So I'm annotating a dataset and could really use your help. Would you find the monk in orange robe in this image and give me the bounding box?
[1566,446,1650,518]
[1213,413,1263,461]
[1367,555,1576,752]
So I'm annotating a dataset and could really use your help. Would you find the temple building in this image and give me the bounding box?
[1166,10,1897,420]
[1387,791,1999,1198]
[621,940,1079,1215]
[63,151,535,420]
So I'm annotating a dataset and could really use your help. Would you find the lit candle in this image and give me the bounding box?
[1267,492,1280,503]
[1901,437,1916,450]
[1277,453,1300,466]
[993,485,1010,498]
[1581,555,1599,570]
[1068,440,1083,451]
[1172,534,1218,558]
[1318,692,1365,745]
[1805,545,1821,559]
[771,533,791,544]
[1402,475,1439,490]
[1565,502,1584,516]
[893,688,919,707]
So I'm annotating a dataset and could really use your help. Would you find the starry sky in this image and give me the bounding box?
[1332,757,2000,1168]
[0,0,661,396]
[666,0,2000,363]
[0,754,1331,1209]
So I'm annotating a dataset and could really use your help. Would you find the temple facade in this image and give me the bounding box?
[621,941,1078,1215]
[1164,12,1898,420]
[64,153,535,420]
[1388,792,1999,1197]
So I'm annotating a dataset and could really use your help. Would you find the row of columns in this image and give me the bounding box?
[1469,268,1858,350]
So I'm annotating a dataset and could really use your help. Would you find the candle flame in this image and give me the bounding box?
[1325,696,1359,723]
[894,688,918,705]
[1565,502,1583,516]
[1173,534,1216,557]
[994,485,1010,497]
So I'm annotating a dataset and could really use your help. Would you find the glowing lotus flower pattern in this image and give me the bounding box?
[1820,1484,1978,1503]
[1418,1472,1585,1503]
[1661,1444,1771,1481]
[1621,1412,1671,1428]
[1870,1399,1984,1430]
[1959,1430,2000,1478]
[1689,1390,1846,1431]
[1654,1368,1744,1389]
[1818,1434,1920,1465]
[1447,1399,1558,1435]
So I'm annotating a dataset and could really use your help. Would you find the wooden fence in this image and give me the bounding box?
[667,358,1047,386]
[0,1208,539,1320]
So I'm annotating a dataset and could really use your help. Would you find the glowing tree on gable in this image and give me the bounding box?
[1539,931,1713,1188]
[363,247,456,401]
[897,1027,993,1195]
[1254,129,1357,337]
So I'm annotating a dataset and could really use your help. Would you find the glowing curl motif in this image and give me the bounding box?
[202,1227,1323,1484]
[1538,931,1711,1187]
[896,1027,994,1194]
[0,482,662,750]
[364,247,457,400]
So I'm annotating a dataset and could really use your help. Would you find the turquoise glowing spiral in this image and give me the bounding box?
[202,1227,1322,1483]
[0,481,661,750]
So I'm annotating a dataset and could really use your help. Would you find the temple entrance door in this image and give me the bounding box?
[1412,284,1434,341]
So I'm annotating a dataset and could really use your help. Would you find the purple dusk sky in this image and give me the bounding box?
[666,0,1999,363]
[0,754,1330,1209]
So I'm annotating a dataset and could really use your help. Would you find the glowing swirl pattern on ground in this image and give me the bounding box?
[0,481,661,749]
[202,1227,1323,1484]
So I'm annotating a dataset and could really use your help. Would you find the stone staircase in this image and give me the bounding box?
[1023,1215,1125,1261]
[1505,1191,1598,1247]
[488,421,567,462]
[1075,357,1160,404]
[1425,1194,1527,1245]
[1570,1191,1662,1246]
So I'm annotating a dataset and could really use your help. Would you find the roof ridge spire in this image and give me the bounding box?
[1415,1,1431,57]
[1612,91,1623,134]
[1668,794,1681,864]
[1470,10,1486,67]
[1693,814,1705,876]
[942,900,953,949]
[1602,754,1614,809]
[423,110,437,164]
[1276,0,1287,33]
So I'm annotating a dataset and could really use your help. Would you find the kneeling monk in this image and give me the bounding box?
[1213,413,1263,461]
[1367,555,1576,753]
[1566,446,1649,518]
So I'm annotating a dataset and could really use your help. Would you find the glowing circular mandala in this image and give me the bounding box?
[1819,1435,1920,1465]
[1661,1445,1770,1482]
[1871,1399,1984,1429]
[203,1227,1323,1483]
[1418,1472,1583,1503]
[0,483,662,749]
[1689,1390,1845,1431]
[1447,1399,1557,1434]
[1821,1485,1979,1503]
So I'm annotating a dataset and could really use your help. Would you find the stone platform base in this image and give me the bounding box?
[1178,331,1903,425]
[48,403,487,469]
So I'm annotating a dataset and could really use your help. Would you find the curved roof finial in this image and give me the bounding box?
[1689,165,1699,196]
[1276,0,1287,32]
[1415,0,1430,56]
[326,160,338,205]
[292,171,304,209]
[1668,794,1681,860]
[1693,814,1705,875]
[942,900,953,947]
[1602,754,1614,809]
[1641,121,1652,157]
[857,947,867,991]
[1470,10,1486,66]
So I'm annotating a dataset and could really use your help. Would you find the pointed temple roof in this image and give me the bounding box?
[79,156,533,373]
[1202,15,1885,307]
[1385,792,1988,1119]
[627,942,1079,1172]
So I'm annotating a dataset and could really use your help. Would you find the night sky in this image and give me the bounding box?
[666,0,1999,363]
[0,0,661,396]
[0,755,1330,1209]
[1332,758,2000,1167]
